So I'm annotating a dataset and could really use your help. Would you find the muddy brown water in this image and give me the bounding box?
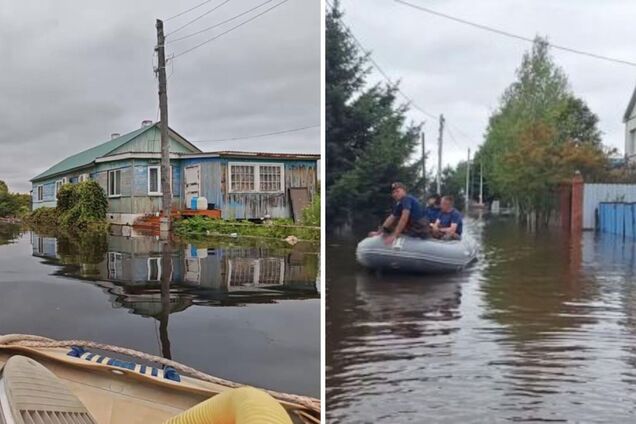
[0,224,320,397]
[327,217,636,422]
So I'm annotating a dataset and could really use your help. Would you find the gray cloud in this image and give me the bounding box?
[0,0,320,192]
[341,0,636,169]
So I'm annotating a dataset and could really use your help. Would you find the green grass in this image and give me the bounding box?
[174,216,320,242]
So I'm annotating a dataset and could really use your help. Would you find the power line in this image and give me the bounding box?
[395,0,636,68]
[168,0,276,44]
[327,2,438,121]
[165,0,213,21]
[171,0,289,60]
[166,0,232,37]
[191,124,319,143]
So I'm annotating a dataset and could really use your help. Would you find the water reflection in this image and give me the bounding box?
[31,229,319,360]
[327,218,636,422]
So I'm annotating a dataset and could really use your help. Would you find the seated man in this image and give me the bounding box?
[370,182,430,245]
[432,195,463,240]
[424,193,441,223]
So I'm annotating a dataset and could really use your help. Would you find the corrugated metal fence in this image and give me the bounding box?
[583,183,636,230]
[598,203,636,238]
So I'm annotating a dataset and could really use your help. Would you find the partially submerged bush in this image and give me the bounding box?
[27,180,108,231]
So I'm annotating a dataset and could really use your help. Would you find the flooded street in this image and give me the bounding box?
[0,224,320,397]
[327,218,636,422]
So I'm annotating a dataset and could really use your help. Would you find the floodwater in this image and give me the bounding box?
[327,217,636,422]
[0,224,319,397]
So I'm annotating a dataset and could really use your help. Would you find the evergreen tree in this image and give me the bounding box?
[326,1,421,229]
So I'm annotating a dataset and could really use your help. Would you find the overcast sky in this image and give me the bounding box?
[0,0,319,192]
[339,0,636,172]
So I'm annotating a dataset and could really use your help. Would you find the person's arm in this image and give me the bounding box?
[439,223,458,234]
[382,215,397,230]
[370,215,396,236]
[432,218,440,230]
[392,209,410,237]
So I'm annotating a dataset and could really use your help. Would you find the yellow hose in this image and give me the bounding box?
[165,387,293,424]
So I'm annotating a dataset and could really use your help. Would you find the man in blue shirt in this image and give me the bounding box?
[370,182,430,245]
[432,195,463,240]
[424,193,441,223]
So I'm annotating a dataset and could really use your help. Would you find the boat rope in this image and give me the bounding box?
[0,334,320,415]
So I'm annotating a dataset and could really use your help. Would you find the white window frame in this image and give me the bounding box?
[148,166,161,196]
[108,169,122,198]
[79,173,89,182]
[107,252,122,280]
[147,257,161,281]
[36,185,44,202]
[228,162,285,193]
[55,180,63,195]
[147,166,172,196]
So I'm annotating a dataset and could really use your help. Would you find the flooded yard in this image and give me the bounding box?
[327,218,636,422]
[0,224,320,397]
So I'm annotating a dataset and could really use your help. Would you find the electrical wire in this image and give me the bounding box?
[395,0,636,68]
[165,0,213,21]
[168,0,277,44]
[171,0,289,60]
[166,0,232,37]
[191,124,319,143]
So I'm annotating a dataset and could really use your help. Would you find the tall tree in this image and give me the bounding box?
[326,1,421,229]
[481,37,608,221]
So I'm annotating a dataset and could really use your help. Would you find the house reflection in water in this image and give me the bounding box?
[30,231,319,318]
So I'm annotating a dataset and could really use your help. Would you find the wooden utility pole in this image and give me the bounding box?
[465,148,471,211]
[156,19,172,231]
[436,114,444,194]
[421,130,426,184]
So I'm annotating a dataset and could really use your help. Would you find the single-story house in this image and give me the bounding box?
[31,121,319,225]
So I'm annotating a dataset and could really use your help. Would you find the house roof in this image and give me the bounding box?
[625,83,636,122]
[31,123,202,182]
[182,151,321,160]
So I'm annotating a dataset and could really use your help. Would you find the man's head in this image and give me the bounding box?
[391,182,407,200]
[441,195,454,212]
[427,194,441,206]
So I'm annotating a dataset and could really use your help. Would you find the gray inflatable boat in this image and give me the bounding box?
[356,234,478,273]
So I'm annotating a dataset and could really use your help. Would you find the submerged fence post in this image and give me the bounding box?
[570,171,584,234]
[560,181,572,231]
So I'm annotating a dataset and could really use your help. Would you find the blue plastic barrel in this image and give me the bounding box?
[190,196,198,210]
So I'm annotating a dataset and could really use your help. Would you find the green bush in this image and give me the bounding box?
[301,192,320,227]
[26,207,60,227]
[56,183,78,212]
[27,180,108,230]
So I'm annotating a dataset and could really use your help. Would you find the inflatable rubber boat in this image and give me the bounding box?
[356,234,478,273]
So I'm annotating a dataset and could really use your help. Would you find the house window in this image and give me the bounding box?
[228,163,284,193]
[79,173,89,183]
[36,186,44,201]
[148,166,161,195]
[259,165,282,192]
[229,165,255,192]
[108,170,121,197]
[631,129,636,156]
[147,257,161,281]
[148,166,172,195]
[107,252,122,280]
[55,180,63,195]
